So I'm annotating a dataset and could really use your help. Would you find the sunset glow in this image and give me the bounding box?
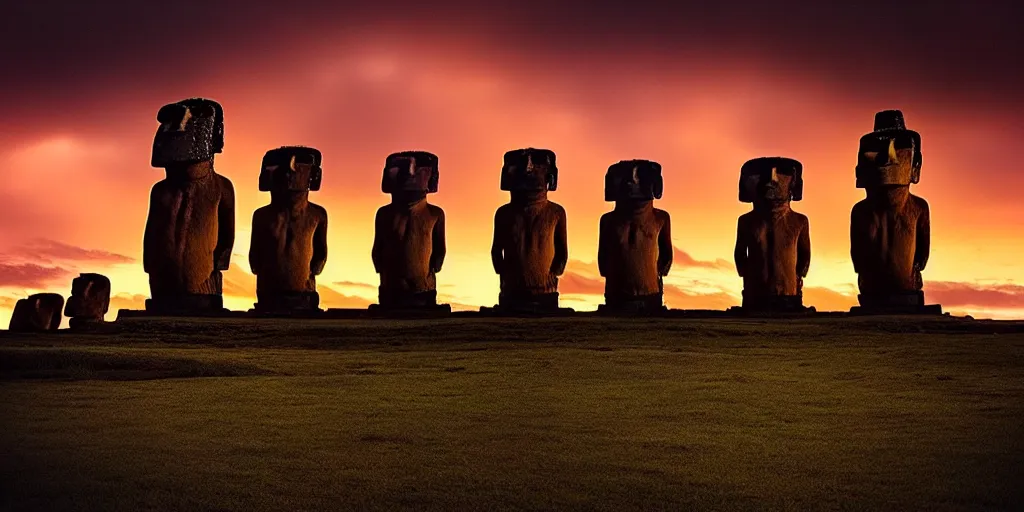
[2,9,1022,327]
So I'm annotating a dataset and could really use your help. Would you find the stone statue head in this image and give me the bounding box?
[856,109,922,188]
[63,273,111,319]
[151,98,225,168]
[382,151,439,194]
[604,159,663,201]
[739,157,803,203]
[259,146,323,192]
[501,148,557,191]
[9,293,64,331]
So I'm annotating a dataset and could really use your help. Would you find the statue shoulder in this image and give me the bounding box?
[426,203,445,218]
[790,210,809,226]
[546,201,566,217]
[214,173,235,195]
[737,210,756,224]
[851,198,870,216]
[308,202,329,220]
[909,193,930,213]
[653,207,671,222]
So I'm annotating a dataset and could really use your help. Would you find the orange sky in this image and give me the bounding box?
[2,29,1023,327]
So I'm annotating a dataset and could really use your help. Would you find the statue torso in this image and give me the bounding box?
[739,207,806,296]
[852,191,927,292]
[252,201,326,294]
[602,206,668,297]
[146,172,228,293]
[376,201,443,293]
[496,199,564,294]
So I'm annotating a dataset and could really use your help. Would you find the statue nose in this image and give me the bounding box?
[769,167,778,182]
[884,138,899,164]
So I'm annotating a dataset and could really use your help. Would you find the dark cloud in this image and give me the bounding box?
[333,280,378,290]
[3,0,1021,121]
[14,239,134,265]
[558,268,738,309]
[802,286,858,312]
[925,281,1024,310]
[109,293,148,313]
[0,263,70,289]
[319,285,373,309]
[673,247,732,272]
[222,264,256,299]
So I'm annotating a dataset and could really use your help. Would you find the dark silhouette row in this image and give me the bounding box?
[6,100,942,331]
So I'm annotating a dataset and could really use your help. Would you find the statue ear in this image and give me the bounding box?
[653,175,663,200]
[911,152,922,184]
[547,167,558,191]
[381,169,392,193]
[791,170,803,201]
[309,166,322,191]
[428,168,439,193]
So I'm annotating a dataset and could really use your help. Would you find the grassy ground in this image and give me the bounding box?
[1,316,1023,511]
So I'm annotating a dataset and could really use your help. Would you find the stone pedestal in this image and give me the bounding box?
[253,292,320,315]
[598,294,667,316]
[849,291,942,315]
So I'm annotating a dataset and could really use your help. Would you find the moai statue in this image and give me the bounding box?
[490,148,569,312]
[64,273,112,330]
[733,157,812,312]
[370,151,447,310]
[850,109,939,313]
[9,293,64,332]
[597,160,672,314]
[142,98,235,314]
[249,146,328,313]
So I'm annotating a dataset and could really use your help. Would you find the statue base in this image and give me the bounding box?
[67,317,118,333]
[732,293,816,316]
[367,303,452,318]
[598,294,667,316]
[481,294,575,316]
[850,291,943,315]
[131,295,230,317]
[252,292,322,316]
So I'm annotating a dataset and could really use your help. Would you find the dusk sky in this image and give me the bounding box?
[2,0,1023,326]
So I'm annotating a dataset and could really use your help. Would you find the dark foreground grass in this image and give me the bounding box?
[1,316,1023,511]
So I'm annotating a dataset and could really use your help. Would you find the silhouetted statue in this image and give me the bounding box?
[371,151,447,309]
[143,98,235,314]
[64,273,111,329]
[598,160,672,313]
[733,157,812,311]
[490,148,568,311]
[249,146,328,313]
[850,110,938,312]
[9,293,64,332]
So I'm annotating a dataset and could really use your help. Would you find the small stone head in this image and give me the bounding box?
[856,109,922,188]
[501,148,557,191]
[9,293,64,332]
[64,273,112,320]
[381,151,439,194]
[259,146,323,192]
[605,160,663,201]
[739,157,803,203]
[151,98,225,168]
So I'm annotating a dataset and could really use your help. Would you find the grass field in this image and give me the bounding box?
[1,315,1023,511]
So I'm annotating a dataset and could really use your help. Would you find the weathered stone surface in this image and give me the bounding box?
[734,157,811,311]
[64,273,111,328]
[372,151,446,309]
[250,146,328,313]
[9,293,64,332]
[143,98,235,314]
[850,110,934,310]
[598,160,672,312]
[491,148,567,311]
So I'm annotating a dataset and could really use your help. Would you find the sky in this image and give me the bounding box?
[2,0,1023,327]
